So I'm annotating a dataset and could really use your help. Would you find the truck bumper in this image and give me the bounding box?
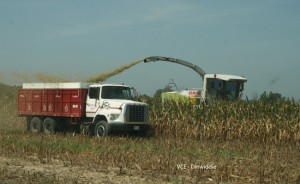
[109,123,149,133]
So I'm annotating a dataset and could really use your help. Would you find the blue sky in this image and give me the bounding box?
[1,0,300,99]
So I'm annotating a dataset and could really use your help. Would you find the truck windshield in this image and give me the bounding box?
[101,86,132,100]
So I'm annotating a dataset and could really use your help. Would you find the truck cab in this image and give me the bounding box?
[202,74,247,100]
[85,84,149,136]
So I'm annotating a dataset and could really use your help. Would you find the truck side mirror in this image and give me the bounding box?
[130,87,137,99]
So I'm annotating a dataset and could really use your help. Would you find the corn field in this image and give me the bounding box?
[149,99,300,144]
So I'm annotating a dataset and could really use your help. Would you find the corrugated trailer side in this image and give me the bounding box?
[17,83,90,118]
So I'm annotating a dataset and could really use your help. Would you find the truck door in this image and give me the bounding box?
[86,87,101,117]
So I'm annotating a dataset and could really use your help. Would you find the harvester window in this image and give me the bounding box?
[210,81,215,88]
[224,82,238,100]
[218,81,222,88]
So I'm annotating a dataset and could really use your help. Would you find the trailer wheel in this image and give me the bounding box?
[94,120,110,137]
[43,118,57,134]
[30,117,43,133]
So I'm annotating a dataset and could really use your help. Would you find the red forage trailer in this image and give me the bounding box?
[18,82,89,118]
[17,83,91,133]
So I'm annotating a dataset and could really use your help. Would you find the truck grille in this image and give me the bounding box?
[126,105,148,122]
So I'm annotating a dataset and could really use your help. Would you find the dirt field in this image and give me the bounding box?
[0,155,168,184]
[1,130,299,184]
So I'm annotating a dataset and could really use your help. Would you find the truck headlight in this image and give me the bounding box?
[110,114,120,121]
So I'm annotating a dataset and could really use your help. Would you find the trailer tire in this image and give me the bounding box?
[30,117,43,133]
[43,117,57,134]
[94,120,110,137]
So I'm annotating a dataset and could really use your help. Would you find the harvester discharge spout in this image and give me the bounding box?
[144,56,206,80]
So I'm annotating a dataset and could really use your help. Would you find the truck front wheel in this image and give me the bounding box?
[94,120,110,137]
[43,117,57,134]
[30,117,43,133]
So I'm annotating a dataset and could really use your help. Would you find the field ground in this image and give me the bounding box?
[0,130,299,183]
[0,155,163,184]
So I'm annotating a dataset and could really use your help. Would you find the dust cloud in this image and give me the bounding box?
[85,59,143,83]
[1,58,144,85]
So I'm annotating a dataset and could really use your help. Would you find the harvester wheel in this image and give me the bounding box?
[30,117,43,133]
[43,117,57,134]
[94,120,110,137]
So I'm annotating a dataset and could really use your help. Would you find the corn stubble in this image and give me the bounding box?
[1,131,299,183]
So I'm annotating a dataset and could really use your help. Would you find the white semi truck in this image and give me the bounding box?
[17,83,149,136]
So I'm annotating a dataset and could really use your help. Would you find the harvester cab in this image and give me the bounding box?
[144,56,247,101]
[203,74,246,100]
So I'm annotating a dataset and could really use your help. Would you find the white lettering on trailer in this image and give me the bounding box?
[43,103,47,111]
[65,104,69,112]
[49,104,52,111]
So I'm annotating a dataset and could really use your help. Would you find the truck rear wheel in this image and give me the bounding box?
[43,117,57,134]
[94,120,110,137]
[30,117,43,133]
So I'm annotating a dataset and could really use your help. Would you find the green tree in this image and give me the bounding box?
[259,91,285,102]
